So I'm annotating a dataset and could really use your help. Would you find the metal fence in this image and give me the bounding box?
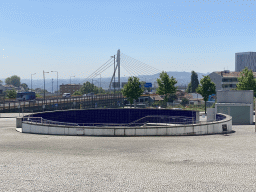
[0,93,124,113]
[128,115,197,125]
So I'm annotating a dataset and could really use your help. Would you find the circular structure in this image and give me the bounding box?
[17,108,232,136]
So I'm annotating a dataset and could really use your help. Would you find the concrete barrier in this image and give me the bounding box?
[16,117,22,128]
[17,113,232,136]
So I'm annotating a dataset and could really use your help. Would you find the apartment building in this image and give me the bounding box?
[235,52,256,72]
[209,70,256,92]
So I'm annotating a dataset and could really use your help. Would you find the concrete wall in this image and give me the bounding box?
[18,113,232,136]
[207,108,215,122]
[16,117,22,128]
[217,90,254,104]
[216,90,254,125]
[209,72,222,92]
[215,103,253,125]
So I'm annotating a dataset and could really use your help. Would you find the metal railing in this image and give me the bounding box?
[128,115,197,126]
[0,93,124,113]
[22,113,228,128]
[22,117,144,127]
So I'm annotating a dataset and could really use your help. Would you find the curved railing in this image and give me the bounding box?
[21,115,199,127]
[17,112,233,136]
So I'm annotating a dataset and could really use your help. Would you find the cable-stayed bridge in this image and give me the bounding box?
[84,49,161,89]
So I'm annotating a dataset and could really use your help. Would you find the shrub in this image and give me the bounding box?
[181,98,189,106]
[6,90,17,99]
[73,90,82,96]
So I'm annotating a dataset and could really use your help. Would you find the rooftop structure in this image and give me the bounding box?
[59,84,82,95]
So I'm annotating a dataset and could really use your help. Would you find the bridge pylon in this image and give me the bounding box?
[109,49,121,90]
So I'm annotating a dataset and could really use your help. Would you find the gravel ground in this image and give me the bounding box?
[1,118,256,191]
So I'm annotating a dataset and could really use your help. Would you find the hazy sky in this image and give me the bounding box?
[1,0,256,80]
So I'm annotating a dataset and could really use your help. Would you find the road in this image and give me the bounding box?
[1,117,256,191]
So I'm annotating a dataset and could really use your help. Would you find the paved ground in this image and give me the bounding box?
[1,118,256,191]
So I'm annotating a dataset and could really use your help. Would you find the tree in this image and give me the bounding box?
[80,81,99,94]
[6,90,17,99]
[97,87,106,94]
[186,82,192,93]
[0,80,3,84]
[156,71,177,102]
[73,90,82,96]
[121,76,143,107]
[140,81,146,92]
[236,67,256,94]
[186,71,199,93]
[5,77,11,85]
[5,75,21,87]
[167,93,177,102]
[196,76,216,114]
[21,83,29,92]
[191,71,199,93]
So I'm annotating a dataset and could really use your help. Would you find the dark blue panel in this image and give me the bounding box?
[31,109,197,125]
[144,83,152,88]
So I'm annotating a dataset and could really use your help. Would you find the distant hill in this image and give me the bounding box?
[137,71,209,86]
[8,71,209,92]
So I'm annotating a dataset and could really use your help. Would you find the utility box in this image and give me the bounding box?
[215,90,253,125]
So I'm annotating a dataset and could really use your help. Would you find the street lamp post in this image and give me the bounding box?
[43,70,49,104]
[70,76,75,85]
[31,73,36,92]
[114,55,115,95]
[99,74,101,93]
[51,71,58,96]
[95,73,101,93]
